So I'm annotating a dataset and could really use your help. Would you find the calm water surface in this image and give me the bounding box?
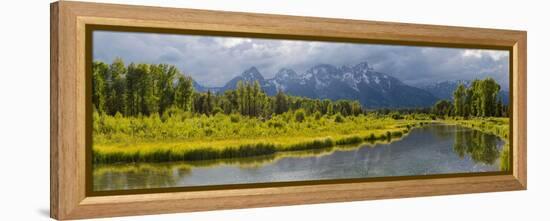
[93,124,506,191]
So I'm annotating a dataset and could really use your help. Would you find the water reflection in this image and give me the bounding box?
[453,128,501,165]
[93,163,190,190]
[93,124,507,191]
[93,148,340,191]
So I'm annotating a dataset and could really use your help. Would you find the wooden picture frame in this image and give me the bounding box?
[50,1,527,220]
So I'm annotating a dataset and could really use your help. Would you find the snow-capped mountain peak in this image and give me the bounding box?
[210,61,438,108]
[353,61,373,73]
[240,66,264,82]
[274,68,298,80]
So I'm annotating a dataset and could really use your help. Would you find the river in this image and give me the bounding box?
[93,124,506,191]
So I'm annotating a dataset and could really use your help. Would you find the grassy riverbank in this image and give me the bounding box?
[92,112,426,163]
[93,111,511,166]
[443,117,509,139]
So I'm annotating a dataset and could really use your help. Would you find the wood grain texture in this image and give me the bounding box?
[50,2,59,218]
[513,33,528,187]
[50,1,527,220]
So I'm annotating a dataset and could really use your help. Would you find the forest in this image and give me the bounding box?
[92,58,509,164]
[92,58,365,119]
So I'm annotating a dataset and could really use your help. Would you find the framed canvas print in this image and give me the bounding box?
[50,1,527,220]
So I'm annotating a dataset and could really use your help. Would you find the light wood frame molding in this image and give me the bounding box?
[50,1,527,220]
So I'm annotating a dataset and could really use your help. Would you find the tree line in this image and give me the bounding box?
[93,59,508,119]
[92,59,366,118]
[432,78,508,118]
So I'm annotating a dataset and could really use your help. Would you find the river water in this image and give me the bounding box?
[93,124,506,191]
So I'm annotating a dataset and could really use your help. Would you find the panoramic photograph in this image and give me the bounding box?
[91,30,510,191]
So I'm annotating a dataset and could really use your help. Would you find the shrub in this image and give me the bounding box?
[336,136,363,145]
[334,114,344,123]
[268,120,285,128]
[314,111,322,120]
[391,131,403,138]
[287,138,335,151]
[366,133,376,141]
[95,110,464,164]
[204,128,214,136]
[390,112,403,120]
[230,114,240,123]
[212,107,223,115]
[295,109,306,123]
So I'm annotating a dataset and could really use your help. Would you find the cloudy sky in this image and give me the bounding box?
[93,30,509,89]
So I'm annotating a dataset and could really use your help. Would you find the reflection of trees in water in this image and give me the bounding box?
[453,129,501,165]
[431,124,455,139]
[93,164,191,191]
[500,143,510,172]
[93,147,338,191]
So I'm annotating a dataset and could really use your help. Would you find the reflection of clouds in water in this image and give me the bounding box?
[93,125,505,191]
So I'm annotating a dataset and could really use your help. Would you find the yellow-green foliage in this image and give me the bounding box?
[444,117,509,139]
[93,111,422,163]
[500,143,510,171]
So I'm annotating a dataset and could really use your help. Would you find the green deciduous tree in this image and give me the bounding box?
[432,100,453,117]
[174,75,194,112]
[451,78,503,118]
[106,57,127,115]
[92,61,108,113]
[92,58,373,120]
[453,83,466,116]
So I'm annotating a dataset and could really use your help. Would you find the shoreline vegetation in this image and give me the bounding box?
[93,112,427,164]
[93,136,411,178]
[92,114,509,165]
[92,59,510,168]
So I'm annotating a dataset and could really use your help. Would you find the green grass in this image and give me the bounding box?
[443,117,509,139]
[93,112,423,164]
[93,129,412,164]
[93,112,510,166]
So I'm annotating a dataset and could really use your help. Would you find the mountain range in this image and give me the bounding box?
[194,61,507,108]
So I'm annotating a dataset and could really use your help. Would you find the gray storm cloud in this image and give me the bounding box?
[93,31,509,89]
